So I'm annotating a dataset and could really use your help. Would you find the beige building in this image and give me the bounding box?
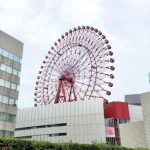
[120,92,150,148]
[0,30,23,137]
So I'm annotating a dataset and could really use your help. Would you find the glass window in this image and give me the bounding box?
[7,66,12,74]
[13,69,18,76]
[9,98,15,105]
[10,115,16,123]
[1,113,7,121]
[2,50,8,57]
[6,114,10,122]
[2,96,9,104]
[5,81,10,88]
[10,131,14,137]
[0,130,4,138]
[13,115,16,123]
[11,83,16,90]
[0,48,2,55]
[0,95,2,103]
[14,55,20,63]
[18,71,21,77]
[19,58,22,64]
[1,64,6,71]
[8,53,13,60]
[17,85,20,91]
[15,100,18,106]
[0,79,4,86]
[5,131,11,137]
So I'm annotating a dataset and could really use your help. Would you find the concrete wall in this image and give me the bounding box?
[120,121,148,148]
[0,55,21,70]
[0,103,17,115]
[141,92,150,148]
[0,30,23,57]
[128,105,143,122]
[15,99,106,144]
[0,121,16,131]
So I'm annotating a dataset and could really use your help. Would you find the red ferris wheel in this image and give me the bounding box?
[34,26,115,106]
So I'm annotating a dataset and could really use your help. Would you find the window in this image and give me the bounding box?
[5,131,11,137]
[0,79,4,86]
[1,113,7,121]
[17,85,20,91]
[0,48,2,55]
[0,112,16,123]
[3,96,9,104]
[8,53,13,60]
[0,130,13,138]
[10,115,16,123]
[14,55,20,63]
[2,50,8,57]
[0,95,2,103]
[1,64,6,71]
[15,100,18,106]
[18,71,21,77]
[6,114,10,122]
[7,66,12,74]
[20,58,22,64]
[11,83,16,90]
[5,81,11,88]
[0,130,4,138]
[13,69,18,76]
[9,98,15,105]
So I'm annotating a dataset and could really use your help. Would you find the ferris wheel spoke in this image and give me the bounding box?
[48,86,58,98]
[34,26,114,106]
[74,84,86,97]
[74,86,83,100]
[68,50,89,72]
[75,81,92,87]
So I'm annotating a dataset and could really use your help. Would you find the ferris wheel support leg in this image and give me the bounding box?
[61,81,66,103]
[68,85,73,102]
[54,81,61,104]
[73,85,77,101]
[54,80,67,104]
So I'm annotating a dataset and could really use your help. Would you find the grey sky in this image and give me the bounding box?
[0,0,150,108]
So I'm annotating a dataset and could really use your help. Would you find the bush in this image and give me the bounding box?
[0,138,148,150]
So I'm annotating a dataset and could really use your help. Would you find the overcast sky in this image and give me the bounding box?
[0,0,150,108]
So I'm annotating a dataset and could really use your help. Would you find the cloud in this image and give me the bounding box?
[60,0,101,25]
[0,0,150,108]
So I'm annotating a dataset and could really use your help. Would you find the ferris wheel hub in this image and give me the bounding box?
[59,75,74,84]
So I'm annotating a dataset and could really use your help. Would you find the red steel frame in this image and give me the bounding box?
[54,76,77,103]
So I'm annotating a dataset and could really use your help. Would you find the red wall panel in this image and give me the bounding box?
[104,102,130,119]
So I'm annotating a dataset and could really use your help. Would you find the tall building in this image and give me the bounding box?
[0,30,23,138]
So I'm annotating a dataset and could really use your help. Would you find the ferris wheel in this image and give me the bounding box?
[34,26,115,106]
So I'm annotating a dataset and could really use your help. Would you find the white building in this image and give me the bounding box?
[15,99,106,144]
[120,92,150,148]
[15,91,150,148]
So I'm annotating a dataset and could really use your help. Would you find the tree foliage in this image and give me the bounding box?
[0,138,148,150]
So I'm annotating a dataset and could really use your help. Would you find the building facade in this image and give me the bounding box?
[120,92,150,148]
[125,94,141,106]
[0,30,23,137]
[15,99,106,143]
[15,91,150,148]
[104,102,130,145]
